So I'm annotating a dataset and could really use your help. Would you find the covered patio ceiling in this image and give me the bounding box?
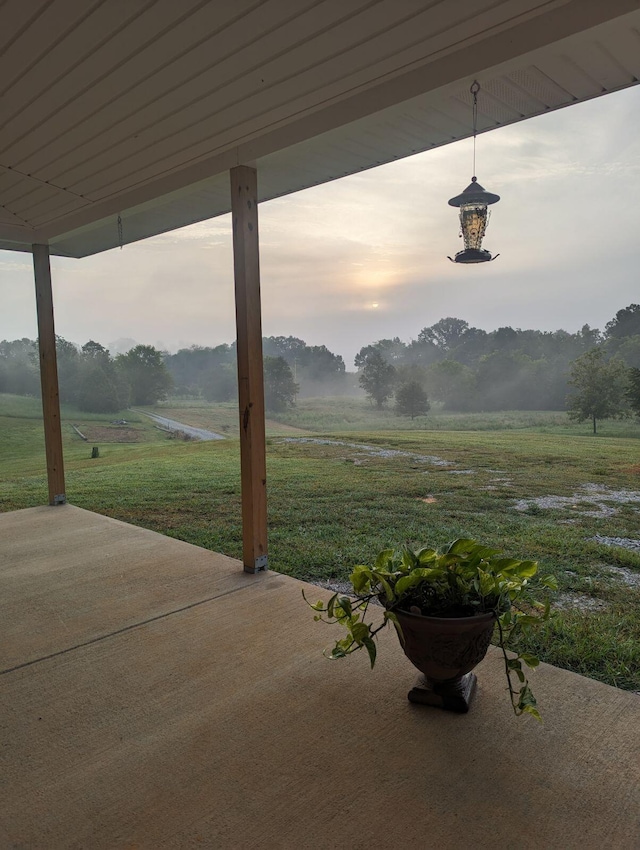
[2,0,640,258]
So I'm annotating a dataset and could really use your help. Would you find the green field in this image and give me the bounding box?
[2,393,640,691]
[154,396,640,437]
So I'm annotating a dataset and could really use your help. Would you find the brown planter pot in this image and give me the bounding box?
[393,608,496,713]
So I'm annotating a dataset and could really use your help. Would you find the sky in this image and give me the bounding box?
[2,85,639,368]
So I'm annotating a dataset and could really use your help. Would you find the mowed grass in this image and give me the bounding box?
[0,394,168,479]
[1,394,639,691]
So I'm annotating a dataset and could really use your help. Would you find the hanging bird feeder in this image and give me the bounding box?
[448,81,500,264]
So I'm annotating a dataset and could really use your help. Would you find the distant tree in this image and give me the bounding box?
[0,338,39,396]
[614,335,640,369]
[164,344,235,396]
[404,335,440,367]
[81,339,109,360]
[395,380,430,419]
[358,350,396,408]
[116,344,173,405]
[263,356,298,411]
[491,326,520,352]
[202,363,237,402]
[262,336,307,360]
[54,336,81,404]
[417,318,469,353]
[566,348,629,434]
[354,338,407,369]
[449,326,489,366]
[604,304,640,340]
[578,324,602,349]
[77,363,123,413]
[425,359,476,410]
[298,345,346,380]
[262,336,346,395]
[395,363,428,386]
[475,350,547,411]
[76,341,129,411]
[627,367,640,419]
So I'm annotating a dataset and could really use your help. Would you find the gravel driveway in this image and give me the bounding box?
[134,410,225,441]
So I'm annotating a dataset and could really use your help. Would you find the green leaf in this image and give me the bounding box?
[448,539,500,559]
[395,572,432,597]
[337,596,352,617]
[400,548,417,570]
[514,560,538,578]
[515,614,544,628]
[362,636,377,668]
[518,684,538,708]
[350,566,372,594]
[384,610,405,645]
[327,645,347,659]
[416,547,437,565]
[541,574,559,590]
[492,558,522,574]
[375,549,394,570]
[377,575,395,603]
[519,653,540,668]
[350,621,370,644]
[446,538,477,555]
[522,704,543,722]
[478,569,496,597]
[326,593,338,619]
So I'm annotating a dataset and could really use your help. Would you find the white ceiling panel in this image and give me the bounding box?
[0,0,638,257]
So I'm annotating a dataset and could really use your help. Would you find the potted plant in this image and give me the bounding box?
[306,538,557,719]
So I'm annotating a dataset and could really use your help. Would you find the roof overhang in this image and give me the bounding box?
[2,0,639,258]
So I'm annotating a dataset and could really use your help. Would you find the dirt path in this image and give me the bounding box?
[133,410,225,441]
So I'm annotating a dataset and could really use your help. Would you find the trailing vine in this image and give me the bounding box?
[306,539,557,720]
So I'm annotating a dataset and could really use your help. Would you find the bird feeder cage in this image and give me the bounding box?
[448,177,500,263]
[447,81,500,264]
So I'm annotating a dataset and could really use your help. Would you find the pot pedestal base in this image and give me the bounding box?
[407,672,478,713]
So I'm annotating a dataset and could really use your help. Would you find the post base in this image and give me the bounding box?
[244,554,268,574]
[407,672,478,713]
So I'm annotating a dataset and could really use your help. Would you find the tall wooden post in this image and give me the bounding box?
[32,244,66,506]
[230,166,268,573]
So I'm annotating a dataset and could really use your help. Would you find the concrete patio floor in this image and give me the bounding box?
[1,505,639,849]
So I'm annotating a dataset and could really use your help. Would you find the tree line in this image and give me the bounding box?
[0,334,345,414]
[163,336,347,402]
[1,305,639,424]
[0,338,172,412]
[355,304,640,429]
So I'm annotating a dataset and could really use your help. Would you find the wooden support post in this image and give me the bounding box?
[230,166,268,573]
[32,244,66,506]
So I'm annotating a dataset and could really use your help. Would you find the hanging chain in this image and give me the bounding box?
[117,214,123,249]
[470,80,480,178]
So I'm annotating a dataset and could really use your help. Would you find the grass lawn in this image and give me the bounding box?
[2,393,639,692]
